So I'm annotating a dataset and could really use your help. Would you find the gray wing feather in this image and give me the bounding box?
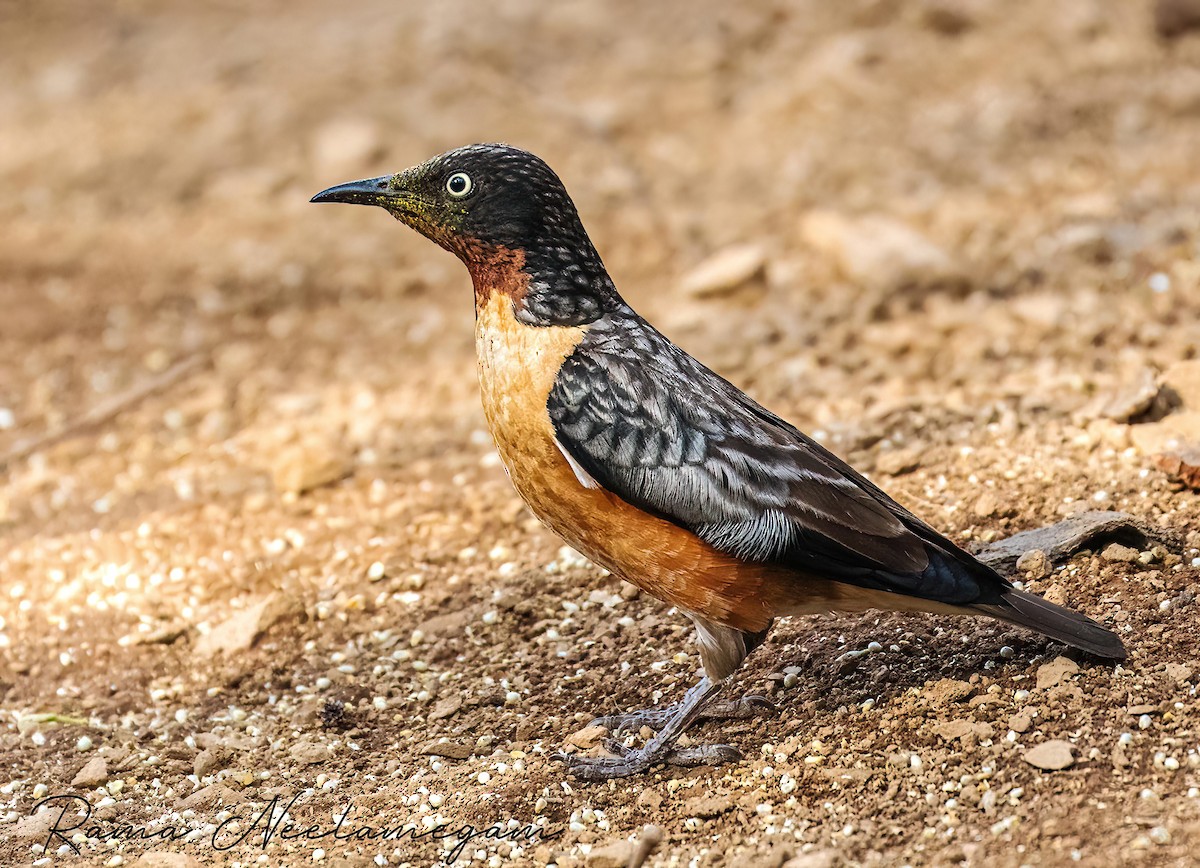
[548,311,944,587]
[548,310,1128,646]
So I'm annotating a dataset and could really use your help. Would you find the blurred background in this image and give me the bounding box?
[3,1,1200,865]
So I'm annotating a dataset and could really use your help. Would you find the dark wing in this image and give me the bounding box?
[547,310,1003,607]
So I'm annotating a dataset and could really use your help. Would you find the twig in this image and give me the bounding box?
[1,352,210,471]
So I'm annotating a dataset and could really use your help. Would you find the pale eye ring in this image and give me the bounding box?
[445,172,473,198]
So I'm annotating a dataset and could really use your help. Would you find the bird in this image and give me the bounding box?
[312,143,1126,781]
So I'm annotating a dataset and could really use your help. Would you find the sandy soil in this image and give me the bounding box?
[4,1,1200,865]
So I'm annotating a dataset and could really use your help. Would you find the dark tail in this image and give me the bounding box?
[973,588,1127,659]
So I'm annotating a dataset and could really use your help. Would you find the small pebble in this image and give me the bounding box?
[76,736,93,751]
[1023,740,1075,771]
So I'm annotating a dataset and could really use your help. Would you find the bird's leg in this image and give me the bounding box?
[589,615,777,736]
[553,675,739,781]
[554,616,775,781]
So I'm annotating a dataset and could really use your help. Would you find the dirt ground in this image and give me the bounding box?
[4,0,1200,865]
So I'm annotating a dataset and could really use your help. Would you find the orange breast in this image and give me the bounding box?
[474,290,812,631]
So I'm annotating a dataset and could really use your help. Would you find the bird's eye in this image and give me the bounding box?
[445,172,473,199]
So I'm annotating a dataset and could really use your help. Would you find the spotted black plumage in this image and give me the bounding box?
[548,305,1011,606]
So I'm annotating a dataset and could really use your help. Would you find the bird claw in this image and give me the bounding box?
[601,737,632,757]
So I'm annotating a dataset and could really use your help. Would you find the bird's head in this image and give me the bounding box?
[313,143,618,325]
[312,143,586,265]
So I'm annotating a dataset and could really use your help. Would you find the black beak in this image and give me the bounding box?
[310,175,395,206]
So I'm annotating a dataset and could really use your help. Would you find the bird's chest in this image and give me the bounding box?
[472,290,780,631]
[474,292,591,524]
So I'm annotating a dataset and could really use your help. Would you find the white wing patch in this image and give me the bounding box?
[556,437,601,489]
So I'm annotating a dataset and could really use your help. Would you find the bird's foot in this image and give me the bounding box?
[589,694,775,736]
[551,739,742,782]
[553,674,747,780]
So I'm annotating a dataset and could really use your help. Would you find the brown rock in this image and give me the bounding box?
[418,607,476,639]
[800,211,967,294]
[680,244,767,298]
[1112,741,1131,769]
[875,448,921,477]
[973,491,999,518]
[1164,663,1193,684]
[921,1,974,35]
[1008,712,1033,733]
[14,805,63,840]
[196,732,257,752]
[924,678,975,704]
[71,756,108,788]
[194,749,221,778]
[566,724,609,750]
[1101,543,1139,563]
[1015,549,1050,580]
[272,438,352,495]
[932,719,993,746]
[637,789,663,811]
[1164,359,1200,406]
[289,740,328,764]
[584,840,634,868]
[1023,740,1075,771]
[1157,0,1200,38]
[1036,656,1079,689]
[177,784,242,810]
[1152,448,1200,490]
[683,795,732,818]
[1042,583,1069,607]
[423,740,473,760]
[195,592,304,657]
[1101,367,1161,422]
[1129,412,1200,456]
[429,695,463,721]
